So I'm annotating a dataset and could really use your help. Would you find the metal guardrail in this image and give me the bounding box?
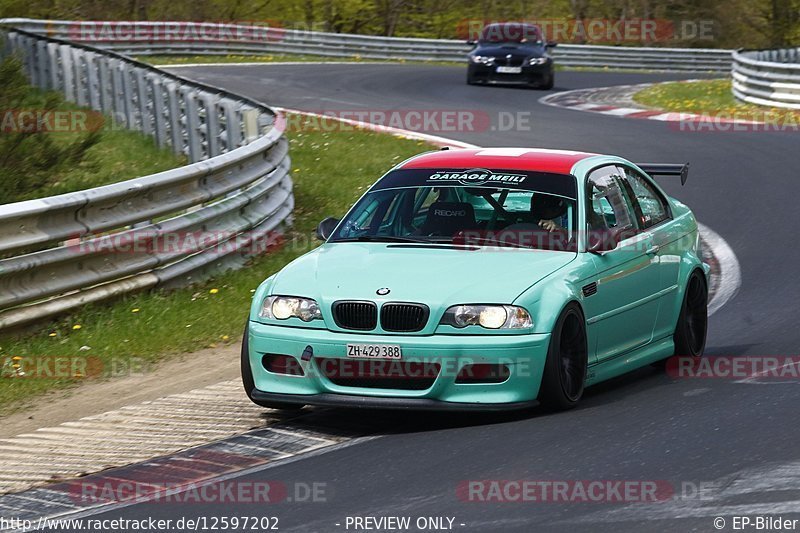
[2,19,734,72]
[732,48,800,109]
[0,25,293,329]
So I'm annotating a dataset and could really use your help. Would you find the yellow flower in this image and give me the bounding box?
[49,332,57,337]
[132,308,140,313]
[11,356,21,361]
[209,288,219,295]
[222,335,230,341]
[72,324,82,330]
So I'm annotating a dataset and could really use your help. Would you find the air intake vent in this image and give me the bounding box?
[582,282,598,298]
[380,303,429,332]
[333,301,378,331]
[318,359,440,390]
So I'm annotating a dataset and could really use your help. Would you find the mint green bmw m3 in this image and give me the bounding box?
[242,148,709,411]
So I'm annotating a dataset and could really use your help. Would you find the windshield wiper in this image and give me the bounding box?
[456,236,532,249]
[334,235,434,244]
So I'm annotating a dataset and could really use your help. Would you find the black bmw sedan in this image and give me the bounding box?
[467,22,556,89]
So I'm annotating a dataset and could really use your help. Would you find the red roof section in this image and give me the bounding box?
[399,148,597,175]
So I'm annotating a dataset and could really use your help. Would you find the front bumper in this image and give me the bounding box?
[468,63,552,85]
[247,321,550,409]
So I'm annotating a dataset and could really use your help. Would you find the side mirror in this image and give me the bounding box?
[316,217,340,241]
[587,227,624,254]
[545,41,558,48]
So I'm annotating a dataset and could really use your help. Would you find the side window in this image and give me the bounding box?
[619,167,671,229]
[410,187,440,229]
[339,191,403,237]
[586,166,635,233]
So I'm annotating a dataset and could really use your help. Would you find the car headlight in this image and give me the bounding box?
[528,57,549,65]
[260,296,322,322]
[471,55,495,65]
[441,305,533,330]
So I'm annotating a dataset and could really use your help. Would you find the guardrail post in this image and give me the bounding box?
[74,49,89,107]
[149,74,169,149]
[110,59,127,127]
[183,87,203,162]
[165,81,185,155]
[222,99,243,151]
[121,63,139,130]
[135,68,153,136]
[243,109,260,142]
[35,39,49,90]
[97,56,111,113]
[47,41,60,90]
[59,44,75,102]
[200,93,221,157]
[86,52,101,110]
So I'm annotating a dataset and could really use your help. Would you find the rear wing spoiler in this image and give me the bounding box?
[638,163,690,186]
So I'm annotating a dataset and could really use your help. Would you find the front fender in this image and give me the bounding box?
[514,277,583,335]
[249,275,277,322]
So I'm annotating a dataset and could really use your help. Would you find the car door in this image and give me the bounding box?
[618,165,679,342]
[582,165,661,362]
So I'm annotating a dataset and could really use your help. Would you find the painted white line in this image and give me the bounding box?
[645,112,678,121]
[735,359,800,385]
[602,107,647,116]
[698,222,742,316]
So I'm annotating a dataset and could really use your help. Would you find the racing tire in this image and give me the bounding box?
[467,73,478,85]
[538,71,554,90]
[673,270,708,358]
[241,322,305,411]
[537,303,588,411]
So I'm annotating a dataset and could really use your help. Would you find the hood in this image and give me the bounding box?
[271,242,575,310]
[473,43,545,60]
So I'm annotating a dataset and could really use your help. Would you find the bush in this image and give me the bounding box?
[0,57,101,205]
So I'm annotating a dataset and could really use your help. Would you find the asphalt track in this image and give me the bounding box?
[73,65,800,531]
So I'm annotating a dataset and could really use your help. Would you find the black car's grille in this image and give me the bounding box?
[333,301,378,331]
[380,303,429,332]
[318,359,440,390]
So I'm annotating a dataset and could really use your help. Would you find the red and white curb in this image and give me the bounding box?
[539,81,763,125]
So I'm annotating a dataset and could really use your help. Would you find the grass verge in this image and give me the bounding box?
[633,79,800,122]
[0,121,433,414]
[0,59,184,204]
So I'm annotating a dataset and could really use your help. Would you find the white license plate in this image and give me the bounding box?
[346,344,402,360]
[496,66,522,74]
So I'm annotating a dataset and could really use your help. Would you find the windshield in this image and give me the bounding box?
[480,24,541,44]
[330,168,578,251]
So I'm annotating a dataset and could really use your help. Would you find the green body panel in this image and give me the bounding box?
[246,154,707,407]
